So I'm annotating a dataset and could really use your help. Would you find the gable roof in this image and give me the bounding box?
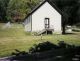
[25,0,68,19]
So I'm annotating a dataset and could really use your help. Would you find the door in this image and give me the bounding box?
[44,18,50,29]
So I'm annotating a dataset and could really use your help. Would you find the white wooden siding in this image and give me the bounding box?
[24,16,31,32]
[32,2,62,33]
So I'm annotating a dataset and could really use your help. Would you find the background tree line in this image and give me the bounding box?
[0,0,80,25]
[50,0,80,25]
[0,0,42,23]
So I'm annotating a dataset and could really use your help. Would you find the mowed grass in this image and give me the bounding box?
[0,23,80,57]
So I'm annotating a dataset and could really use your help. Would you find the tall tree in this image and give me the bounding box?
[6,0,40,22]
[50,0,79,34]
[0,0,10,22]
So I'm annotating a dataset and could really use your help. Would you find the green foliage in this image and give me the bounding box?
[51,0,80,25]
[6,0,40,22]
[0,0,80,24]
[0,0,41,22]
[0,0,10,22]
[0,23,80,57]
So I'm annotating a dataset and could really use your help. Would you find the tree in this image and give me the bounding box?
[6,0,41,22]
[50,0,79,34]
[0,0,10,22]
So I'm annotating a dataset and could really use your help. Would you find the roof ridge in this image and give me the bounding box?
[24,0,68,20]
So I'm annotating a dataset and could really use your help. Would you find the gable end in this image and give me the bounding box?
[25,0,63,19]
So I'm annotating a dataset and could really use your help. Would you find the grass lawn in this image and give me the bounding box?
[0,23,80,57]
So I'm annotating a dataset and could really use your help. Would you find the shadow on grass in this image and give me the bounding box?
[10,41,80,61]
[63,32,77,35]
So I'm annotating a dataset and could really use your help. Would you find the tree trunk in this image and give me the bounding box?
[62,17,66,34]
[62,24,66,34]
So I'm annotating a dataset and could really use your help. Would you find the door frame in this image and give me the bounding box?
[44,18,50,29]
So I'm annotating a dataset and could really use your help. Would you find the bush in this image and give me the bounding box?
[12,41,75,56]
[11,41,79,61]
[29,41,59,53]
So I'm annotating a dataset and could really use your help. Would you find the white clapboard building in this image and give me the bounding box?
[24,0,67,34]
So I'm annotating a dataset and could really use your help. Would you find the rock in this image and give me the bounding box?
[2,22,12,29]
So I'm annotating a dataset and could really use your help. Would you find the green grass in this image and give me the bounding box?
[0,23,80,57]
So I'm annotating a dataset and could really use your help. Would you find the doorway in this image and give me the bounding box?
[44,18,50,29]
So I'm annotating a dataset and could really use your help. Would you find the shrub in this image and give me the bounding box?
[29,41,59,53]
